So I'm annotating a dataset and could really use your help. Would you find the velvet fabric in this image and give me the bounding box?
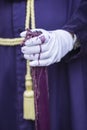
[31,67,50,130]
[0,0,87,130]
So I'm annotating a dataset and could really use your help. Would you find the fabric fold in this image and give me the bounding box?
[31,67,50,130]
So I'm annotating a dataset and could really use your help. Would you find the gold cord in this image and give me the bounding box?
[31,0,35,29]
[0,0,36,120]
[25,0,36,91]
[24,0,36,120]
[0,38,23,46]
[25,0,31,29]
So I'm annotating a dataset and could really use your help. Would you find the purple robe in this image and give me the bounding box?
[0,0,87,130]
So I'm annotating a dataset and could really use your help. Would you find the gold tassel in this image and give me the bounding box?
[23,61,35,120]
[23,89,35,120]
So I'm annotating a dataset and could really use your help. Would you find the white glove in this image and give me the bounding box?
[21,29,76,66]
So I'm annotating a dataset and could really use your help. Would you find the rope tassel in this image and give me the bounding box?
[23,61,35,120]
[23,88,35,120]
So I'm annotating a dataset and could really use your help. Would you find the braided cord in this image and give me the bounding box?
[26,0,35,90]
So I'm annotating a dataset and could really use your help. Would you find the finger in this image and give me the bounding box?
[24,35,44,46]
[24,54,39,61]
[25,33,49,47]
[29,59,52,66]
[20,31,27,37]
[23,51,50,61]
[21,43,48,55]
[21,45,40,54]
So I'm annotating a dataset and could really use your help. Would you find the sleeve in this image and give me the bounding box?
[62,0,87,61]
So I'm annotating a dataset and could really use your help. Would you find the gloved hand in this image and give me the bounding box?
[20,29,77,66]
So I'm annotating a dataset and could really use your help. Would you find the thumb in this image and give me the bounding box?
[20,31,27,38]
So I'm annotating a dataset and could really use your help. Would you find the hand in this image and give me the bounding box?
[20,29,76,66]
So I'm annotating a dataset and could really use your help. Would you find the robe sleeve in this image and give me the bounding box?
[62,0,87,61]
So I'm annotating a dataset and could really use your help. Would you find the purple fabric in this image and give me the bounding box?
[62,0,87,61]
[31,67,50,130]
[0,0,87,130]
